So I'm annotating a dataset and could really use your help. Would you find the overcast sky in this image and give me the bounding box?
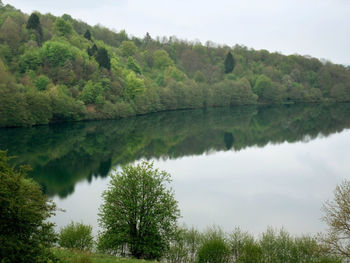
[4,0,350,65]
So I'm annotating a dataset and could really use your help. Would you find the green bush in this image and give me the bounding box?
[197,237,230,263]
[35,75,50,91]
[58,222,94,251]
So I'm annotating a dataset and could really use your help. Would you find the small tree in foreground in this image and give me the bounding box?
[0,150,57,263]
[58,222,94,251]
[98,161,180,260]
[322,179,350,257]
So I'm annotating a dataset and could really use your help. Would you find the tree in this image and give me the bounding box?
[322,179,350,257]
[153,49,174,69]
[224,52,235,74]
[124,71,145,100]
[35,75,50,91]
[120,40,137,57]
[98,161,180,260]
[55,17,72,36]
[95,47,110,70]
[0,150,57,262]
[41,41,72,67]
[26,13,40,30]
[84,29,91,40]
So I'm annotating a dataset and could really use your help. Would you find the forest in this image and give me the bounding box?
[1,1,350,127]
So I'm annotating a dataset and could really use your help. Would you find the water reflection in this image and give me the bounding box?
[0,103,350,199]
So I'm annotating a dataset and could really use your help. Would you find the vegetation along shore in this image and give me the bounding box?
[0,1,350,128]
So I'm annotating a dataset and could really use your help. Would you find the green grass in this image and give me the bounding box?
[52,248,157,263]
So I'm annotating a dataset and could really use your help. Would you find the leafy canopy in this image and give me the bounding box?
[0,150,57,263]
[98,161,180,260]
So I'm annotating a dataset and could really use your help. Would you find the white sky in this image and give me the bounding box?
[4,0,350,65]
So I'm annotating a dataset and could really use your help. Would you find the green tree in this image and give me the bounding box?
[124,71,145,100]
[58,222,94,251]
[127,56,141,74]
[253,74,272,101]
[41,41,72,67]
[26,13,43,44]
[224,52,235,74]
[98,161,180,260]
[55,17,72,36]
[95,47,110,70]
[80,80,103,104]
[120,40,137,57]
[153,49,174,69]
[0,150,57,262]
[84,29,91,41]
[35,75,50,91]
[19,48,42,72]
[26,13,42,43]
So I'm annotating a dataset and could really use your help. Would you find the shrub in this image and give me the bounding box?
[35,75,50,91]
[58,222,94,251]
[197,237,230,263]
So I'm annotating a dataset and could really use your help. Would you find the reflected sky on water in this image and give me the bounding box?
[52,129,350,236]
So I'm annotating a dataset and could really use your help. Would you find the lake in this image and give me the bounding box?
[1,103,350,236]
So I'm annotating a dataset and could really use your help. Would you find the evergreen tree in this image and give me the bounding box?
[84,29,91,41]
[95,47,110,70]
[87,44,98,57]
[26,13,40,30]
[26,13,43,44]
[224,52,235,74]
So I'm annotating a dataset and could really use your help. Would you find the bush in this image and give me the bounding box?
[35,75,50,91]
[58,222,94,251]
[197,237,230,263]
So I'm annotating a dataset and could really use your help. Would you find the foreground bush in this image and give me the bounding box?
[197,238,230,263]
[58,222,94,251]
[0,150,57,263]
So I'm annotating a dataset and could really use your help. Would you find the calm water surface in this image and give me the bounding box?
[1,104,350,236]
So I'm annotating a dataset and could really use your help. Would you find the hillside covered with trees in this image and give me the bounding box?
[0,1,350,127]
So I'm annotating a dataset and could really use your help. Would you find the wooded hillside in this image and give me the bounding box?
[1,1,349,127]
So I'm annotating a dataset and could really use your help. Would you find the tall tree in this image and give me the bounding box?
[26,13,43,44]
[98,161,180,260]
[224,51,235,74]
[84,29,91,41]
[26,13,40,30]
[95,47,110,70]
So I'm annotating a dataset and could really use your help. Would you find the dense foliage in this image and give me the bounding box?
[166,227,342,263]
[0,150,57,263]
[0,2,350,127]
[98,161,180,260]
[58,222,94,251]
